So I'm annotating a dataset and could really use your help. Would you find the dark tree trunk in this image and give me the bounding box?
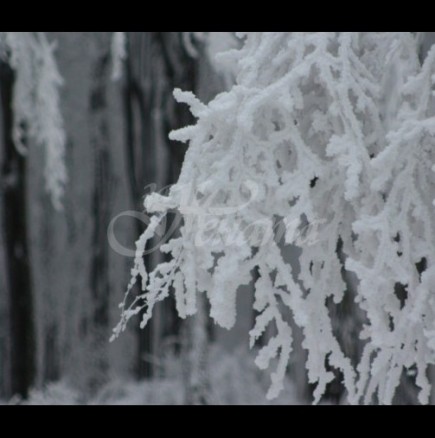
[0,61,35,399]
[88,40,113,394]
[123,32,195,379]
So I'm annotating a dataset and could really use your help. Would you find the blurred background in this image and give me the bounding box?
[0,32,299,405]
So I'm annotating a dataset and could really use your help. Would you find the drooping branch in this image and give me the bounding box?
[113,32,435,404]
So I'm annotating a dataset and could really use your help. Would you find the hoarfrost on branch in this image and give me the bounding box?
[112,32,435,404]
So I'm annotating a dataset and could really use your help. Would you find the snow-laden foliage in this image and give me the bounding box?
[0,32,66,209]
[113,32,435,404]
[347,39,435,404]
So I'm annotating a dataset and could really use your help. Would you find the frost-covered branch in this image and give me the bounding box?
[0,32,67,209]
[113,32,435,404]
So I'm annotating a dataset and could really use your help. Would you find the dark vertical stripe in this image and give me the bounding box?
[0,60,35,399]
